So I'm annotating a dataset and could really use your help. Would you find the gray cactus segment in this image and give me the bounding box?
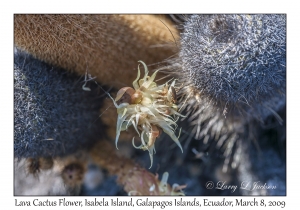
[159,15,286,180]
[14,49,104,158]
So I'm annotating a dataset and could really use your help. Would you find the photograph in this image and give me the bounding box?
[14,14,286,197]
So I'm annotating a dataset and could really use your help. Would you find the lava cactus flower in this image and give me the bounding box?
[110,61,184,168]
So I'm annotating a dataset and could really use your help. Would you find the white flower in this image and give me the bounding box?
[110,61,184,168]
